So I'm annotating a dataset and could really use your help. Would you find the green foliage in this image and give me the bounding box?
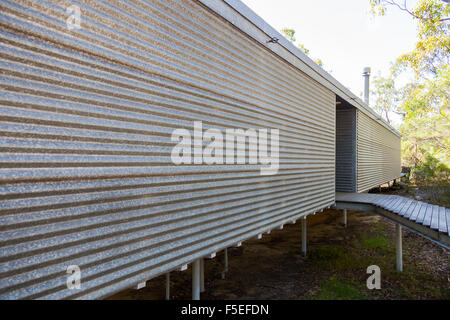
[411,155,450,185]
[361,237,391,251]
[400,66,449,169]
[308,246,366,270]
[393,268,450,298]
[370,0,449,187]
[399,1,450,76]
[369,0,388,16]
[280,28,296,42]
[280,28,324,67]
[314,58,324,67]
[297,43,310,55]
[313,276,367,300]
[370,0,450,76]
[371,72,400,123]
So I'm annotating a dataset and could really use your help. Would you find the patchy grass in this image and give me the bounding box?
[386,182,450,207]
[388,268,450,299]
[308,246,370,271]
[309,246,355,270]
[312,276,367,300]
[109,204,449,300]
[361,237,391,251]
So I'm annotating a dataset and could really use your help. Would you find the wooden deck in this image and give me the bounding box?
[335,192,450,248]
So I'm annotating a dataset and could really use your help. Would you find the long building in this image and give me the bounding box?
[0,0,401,299]
[336,99,401,193]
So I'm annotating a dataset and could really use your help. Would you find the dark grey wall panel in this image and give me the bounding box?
[335,107,356,192]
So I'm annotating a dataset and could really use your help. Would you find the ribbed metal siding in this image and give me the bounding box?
[336,107,356,192]
[356,110,401,193]
[0,0,335,299]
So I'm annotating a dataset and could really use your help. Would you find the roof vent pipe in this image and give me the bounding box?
[362,67,371,105]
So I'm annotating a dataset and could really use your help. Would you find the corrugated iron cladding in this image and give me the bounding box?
[335,108,356,192]
[0,0,335,299]
[356,110,401,193]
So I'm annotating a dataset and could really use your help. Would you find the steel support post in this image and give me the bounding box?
[396,224,403,272]
[343,209,347,228]
[165,273,170,300]
[192,259,201,300]
[200,258,205,293]
[302,216,307,256]
[221,248,228,279]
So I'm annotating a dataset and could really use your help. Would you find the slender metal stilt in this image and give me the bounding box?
[302,216,307,256]
[396,224,403,272]
[221,248,228,279]
[200,258,205,293]
[165,273,170,300]
[343,209,347,228]
[192,259,201,300]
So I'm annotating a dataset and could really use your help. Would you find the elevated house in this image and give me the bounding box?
[0,0,402,299]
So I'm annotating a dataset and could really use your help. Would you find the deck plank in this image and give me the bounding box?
[357,194,369,203]
[382,196,397,209]
[384,196,398,208]
[375,196,390,207]
[335,193,448,239]
[385,195,399,206]
[372,196,384,206]
[438,207,447,234]
[403,201,417,219]
[387,197,403,211]
[382,196,394,207]
[393,199,409,213]
[423,204,433,225]
[391,198,404,212]
[446,208,450,236]
[410,202,423,221]
[415,203,426,223]
[430,205,440,230]
[376,196,388,206]
[399,200,414,217]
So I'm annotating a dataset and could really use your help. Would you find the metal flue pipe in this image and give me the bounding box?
[363,67,371,105]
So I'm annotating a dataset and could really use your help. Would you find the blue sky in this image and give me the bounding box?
[241,0,418,121]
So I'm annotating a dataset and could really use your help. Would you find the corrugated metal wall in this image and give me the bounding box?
[356,110,401,193]
[335,107,356,192]
[0,0,335,299]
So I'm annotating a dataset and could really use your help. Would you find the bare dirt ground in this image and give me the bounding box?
[108,186,449,300]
